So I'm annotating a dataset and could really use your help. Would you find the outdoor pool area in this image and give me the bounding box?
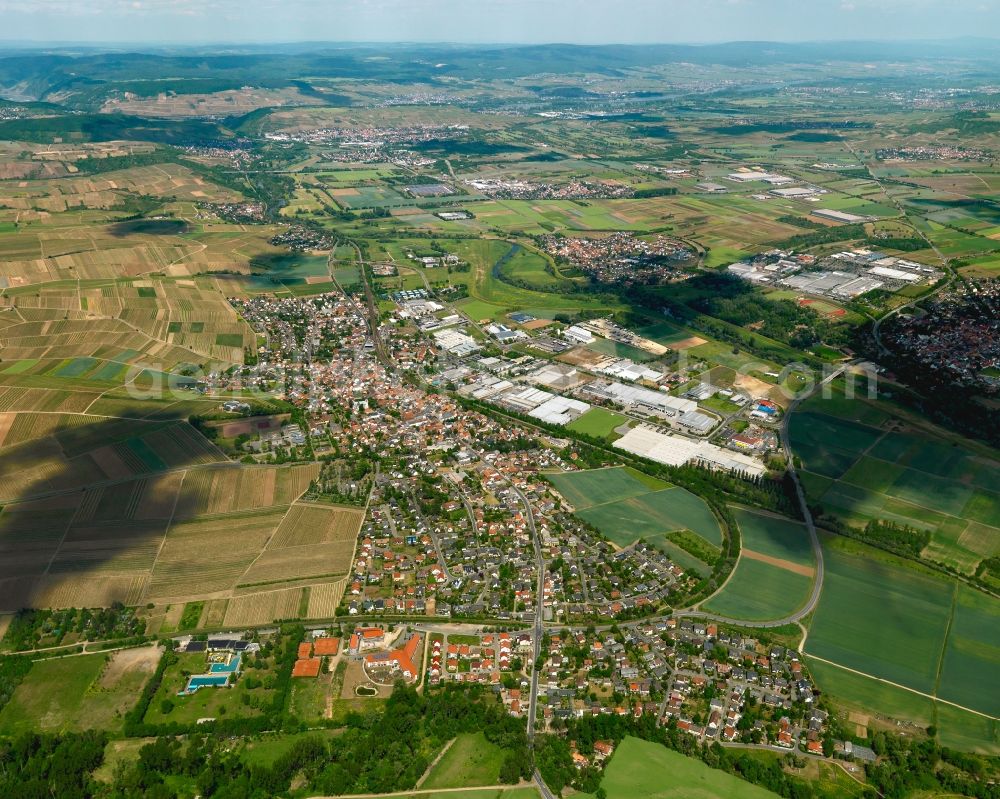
[181,653,243,694]
[210,654,241,674]
[183,675,229,693]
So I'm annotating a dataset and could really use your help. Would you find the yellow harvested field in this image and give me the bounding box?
[24,574,150,610]
[175,466,278,517]
[147,507,286,600]
[274,464,321,503]
[99,644,163,689]
[0,412,103,448]
[268,503,365,548]
[0,411,17,446]
[306,579,347,618]
[238,542,355,586]
[0,387,102,414]
[222,587,303,626]
[0,436,75,501]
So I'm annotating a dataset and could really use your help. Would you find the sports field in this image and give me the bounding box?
[805,537,1000,725]
[593,736,778,799]
[789,394,1000,575]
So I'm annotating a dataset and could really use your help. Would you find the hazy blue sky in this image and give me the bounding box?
[1,0,998,45]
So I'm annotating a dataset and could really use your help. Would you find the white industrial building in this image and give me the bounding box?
[812,208,872,224]
[771,186,823,199]
[433,329,481,356]
[594,358,664,383]
[727,171,794,185]
[868,266,922,282]
[528,396,591,426]
[498,386,554,414]
[562,325,595,345]
[678,410,717,435]
[613,425,766,477]
[580,381,697,417]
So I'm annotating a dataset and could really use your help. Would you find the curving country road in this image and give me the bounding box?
[678,365,849,631]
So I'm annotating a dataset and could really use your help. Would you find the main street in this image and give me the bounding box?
[508,482,558,799]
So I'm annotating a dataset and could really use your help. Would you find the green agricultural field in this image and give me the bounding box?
[805,537,1000,731]
[702,557,813,621]
[804,656,935,728]
[565,407,629,440]
[421,733,506,789]
[701,508,816,621]
[806,539,955,696]
[576,488,722,547]
[594,736,779,799]
[544,466,664,510]
[545,467,721,549]
[839,457,905,494]
[791,396,1000,574]
[937,586,1000,717]
[805,657,999,755]
[0,646,160,734]
[733,508,814,565]
[788,411,881,478]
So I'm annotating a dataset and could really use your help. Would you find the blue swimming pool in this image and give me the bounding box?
[209,654,241,674]
[184,675,229,693]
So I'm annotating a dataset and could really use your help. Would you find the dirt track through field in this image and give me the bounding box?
[741,548,816,577]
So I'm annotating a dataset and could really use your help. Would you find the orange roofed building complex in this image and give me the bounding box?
[364,633,422,682]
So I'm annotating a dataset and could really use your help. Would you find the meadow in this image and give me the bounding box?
[565,407,630,440]
[143,647,279,726]
[421,733,507,790]
[592,736,779,799]
[0,645,161,735]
